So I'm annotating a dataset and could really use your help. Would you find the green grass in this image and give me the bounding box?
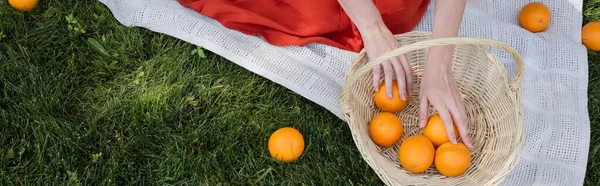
[583,1,600,185]
[0,0,599,185]
[0,0,380,185]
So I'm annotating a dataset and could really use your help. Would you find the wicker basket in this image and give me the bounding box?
[339,31,525,186]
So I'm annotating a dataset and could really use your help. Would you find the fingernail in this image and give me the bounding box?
[419,119,425,128]
[401,92,406,100]
[387,92,392,99]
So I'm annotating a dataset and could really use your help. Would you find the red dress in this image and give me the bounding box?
[178,0,430,53]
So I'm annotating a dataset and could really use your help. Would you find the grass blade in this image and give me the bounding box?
[87,37,111,57]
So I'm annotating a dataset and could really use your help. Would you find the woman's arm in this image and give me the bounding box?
[338,0,413,100]
[337,0,386,35]
[429,0,467,64]
[419,0,472,148]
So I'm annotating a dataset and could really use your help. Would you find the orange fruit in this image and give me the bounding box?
[268,127,304,162]
[435,142,471,177]
[8,0,39,12]
[518,2,551,33]
[582,21,600,52]
[374,80,409,113]
[369,112,403,147]
[398,135,435,173]
[422,114,459,147]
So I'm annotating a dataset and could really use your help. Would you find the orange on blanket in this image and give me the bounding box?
[519,2,551,33]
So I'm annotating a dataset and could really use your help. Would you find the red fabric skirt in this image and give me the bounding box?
[178,0,430,52]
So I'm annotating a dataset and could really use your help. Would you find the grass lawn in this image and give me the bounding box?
[1,0,599,185]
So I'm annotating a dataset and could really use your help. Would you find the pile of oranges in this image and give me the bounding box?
[368,82,471,177]
[518,2,599,52]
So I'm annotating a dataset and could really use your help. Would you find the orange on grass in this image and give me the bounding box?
[268,127,305,162]
[398,135,435,173]
[369,112,403,147]
[435,142,471,177]
[374,80,409,113]
[422,114,459,147]
[8,0,39,12]
[518,2,551,33]
[582,21,600,52]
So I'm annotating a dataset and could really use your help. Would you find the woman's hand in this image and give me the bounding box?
[361,25,413,100]
[418,46,472,149]
[416,0,471,148]
[338,0,470,147]
[337,0,412,99]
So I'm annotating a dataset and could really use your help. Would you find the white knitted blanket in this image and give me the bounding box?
[98,0,590,185]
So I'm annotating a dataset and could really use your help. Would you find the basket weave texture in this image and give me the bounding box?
[339,31,525,186]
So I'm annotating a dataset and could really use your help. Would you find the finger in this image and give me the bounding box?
[419,96,429,128]
[373,65,381,92]
[382,61,394,99]
[390,57,407,100]
[437,107,458,145]
[451,99,472,148]
[399,54,413,97]
[456,120,472,149]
